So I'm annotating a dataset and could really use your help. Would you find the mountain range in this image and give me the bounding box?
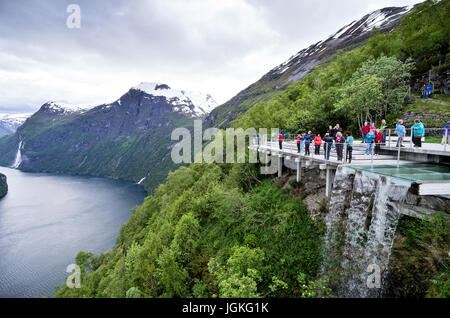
[0,4,418,192]
[0,113,32,137]
[0,83,217,192]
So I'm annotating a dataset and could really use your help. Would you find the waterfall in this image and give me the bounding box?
[322,167,410,297]
[12,140,23,169]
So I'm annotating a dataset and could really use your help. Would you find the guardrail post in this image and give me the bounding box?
[397,142,401,165]
[445,128,448,152]
[388,129,391,148]
[371,142,374,164]
[410,129,413,148]
[344,142,347,163]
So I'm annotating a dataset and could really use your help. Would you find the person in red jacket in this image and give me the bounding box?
[279,133,283,149]
[314,134,322,155]
[374,129,383,155]
[296,134,301,153]
[361,121,370,143]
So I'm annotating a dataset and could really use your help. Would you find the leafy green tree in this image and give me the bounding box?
[209,246,265,298]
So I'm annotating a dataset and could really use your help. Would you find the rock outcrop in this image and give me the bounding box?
[0,173,7,199]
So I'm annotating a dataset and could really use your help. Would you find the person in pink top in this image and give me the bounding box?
[369,122,376,131]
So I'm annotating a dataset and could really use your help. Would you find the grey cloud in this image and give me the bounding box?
[0,0,420,112]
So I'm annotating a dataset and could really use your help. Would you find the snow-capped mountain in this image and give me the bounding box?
[269,5,415,81]
[208,4,418,127]
[131,82,217,118]
[0,81,219,192]
[40,101,94,115]
[0,113,32,135]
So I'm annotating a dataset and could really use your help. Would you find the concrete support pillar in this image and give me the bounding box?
[325,165,334,199]
[295,158,302,182]
[277,154,283,177]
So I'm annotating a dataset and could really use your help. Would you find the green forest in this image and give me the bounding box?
[54,0,450,298]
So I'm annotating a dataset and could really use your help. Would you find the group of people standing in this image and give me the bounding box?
[278,124,354,163]
[421,83,433,99]
[359,120,391,155]
[273,117,450,164]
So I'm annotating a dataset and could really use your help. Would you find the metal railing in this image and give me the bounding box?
[251,127,449,166]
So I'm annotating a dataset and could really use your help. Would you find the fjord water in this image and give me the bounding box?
[0,167,147,298]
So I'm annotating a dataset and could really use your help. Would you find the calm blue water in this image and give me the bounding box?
[0,167,147,298]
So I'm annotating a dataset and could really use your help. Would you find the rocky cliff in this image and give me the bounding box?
[0,173,7,199]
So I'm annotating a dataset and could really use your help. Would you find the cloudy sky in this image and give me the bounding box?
[0,0,419,113]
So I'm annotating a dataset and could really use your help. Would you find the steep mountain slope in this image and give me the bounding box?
[207,4,417,128]
[0,83,217,192]
[0,113,32,137]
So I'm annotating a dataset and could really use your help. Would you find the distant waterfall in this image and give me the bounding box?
[12,140,23,169]
[322,166,410,297]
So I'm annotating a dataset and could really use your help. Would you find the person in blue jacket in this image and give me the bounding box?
[300,133,306,153]
[346,131,354,163]
[365,129,376,155]
[426,83,433,98]
[442,121,450,146]
[304,131,312,156]
[395,119,406,147]
[411,119,425,147]
[323,133,333,160]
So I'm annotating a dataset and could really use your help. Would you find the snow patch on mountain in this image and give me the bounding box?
[132,82,217,117]
[270,5,416,77]
[41,101,94,114]
[0,113,32,133]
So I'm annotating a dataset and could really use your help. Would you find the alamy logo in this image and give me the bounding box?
[66,264,81,289]
[66,4,81,29]
[366,264,381,289]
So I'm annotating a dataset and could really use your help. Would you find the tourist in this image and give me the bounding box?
[304,131,312,156]
[346,132,354,163]
[421,84,426,99]
[380,119,388,145]
[369,122,376,132]
[314,134,322,155]
[426,83,433,99]
[365,129,376,155]
[323,133,333,160]
[335,132,345,161]
[296,134,301,153]
[335,124,343,137]
[300,133,306,153]
[327,125,335,138]
[411,119,424,148]
[441,121,450,146]
[361,122,370,143]
[395,119,406,147]
[374,129,383,156]
[279,132,283,149]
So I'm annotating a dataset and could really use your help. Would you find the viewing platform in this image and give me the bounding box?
[249,135,450,198]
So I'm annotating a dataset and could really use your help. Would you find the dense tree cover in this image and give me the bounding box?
[54,162,326,298]
[389,213,450,298]
[232,0,449,135]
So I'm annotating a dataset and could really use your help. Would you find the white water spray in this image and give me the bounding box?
[322,167,410,297]
[12,140,23,169]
